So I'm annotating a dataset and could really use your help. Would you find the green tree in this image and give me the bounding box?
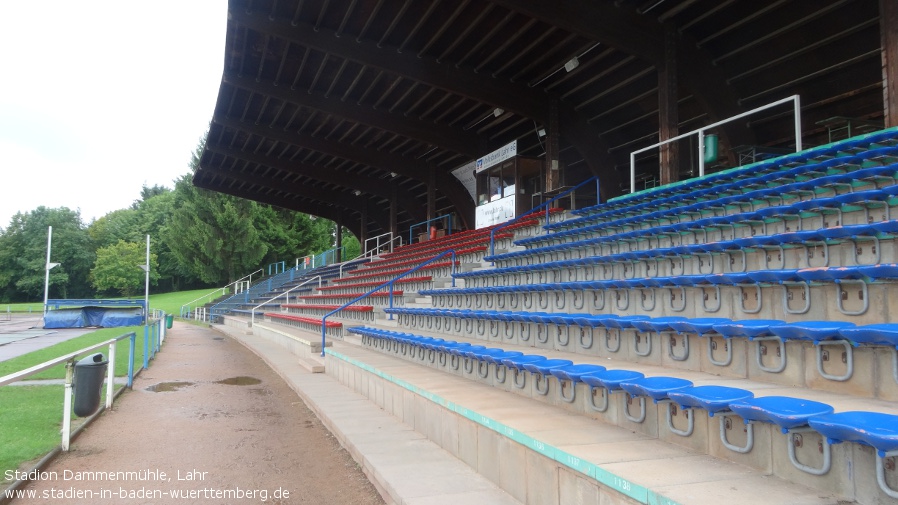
[255,205,333,266]
[0,207,94,301]
[91,240,160,297]
[88,208,141,249]
[340,227,361,261]
[164,140,268,284]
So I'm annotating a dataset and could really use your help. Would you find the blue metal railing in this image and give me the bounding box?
[321,249,458,356]
[408,214,454,245]
[268,261,287,276]
[489,176,600,258]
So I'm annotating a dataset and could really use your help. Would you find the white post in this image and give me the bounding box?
[62,361,73,451]
[43,226,60,315]
[106,342,116,409]
[630,152,636,194]
[793,95,802,152]
[144,235,150,325]
[698,128,706,178]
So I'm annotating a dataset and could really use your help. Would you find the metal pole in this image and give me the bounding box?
[630,152,636,194]
[128,332,135,387]
[106,342,116,409]
[794,95,802,151]
[62,361,73,451]
[144,235,150,325]
[698,129,706,177]
[43,226,59,315]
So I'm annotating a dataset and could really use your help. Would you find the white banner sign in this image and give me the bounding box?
[475,195,516,229]
[475,140,517,174]
[450,160,478,202]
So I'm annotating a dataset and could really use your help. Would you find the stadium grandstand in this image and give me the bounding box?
[199,1,898,504]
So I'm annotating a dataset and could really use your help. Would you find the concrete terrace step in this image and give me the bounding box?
[214,323,521,505]
[321,340,840,505]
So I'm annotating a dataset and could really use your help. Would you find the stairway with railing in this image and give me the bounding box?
[211,126,898,505]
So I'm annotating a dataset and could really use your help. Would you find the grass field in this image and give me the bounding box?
[0,327,147,380]
[2,287,225,316]
[1,288,224,482]
[0,386,66,478]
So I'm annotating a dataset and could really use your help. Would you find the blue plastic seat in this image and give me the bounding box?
[666,385,754,415]
[667,317,733,335]
[796,266,866,282]
[464,347,507,361]
[746,269,801,283]
[768,321,856,343]
[712,319,785,339]
[522,358,574,375]
[837,324,898,346]
[572,314,617,328]
[727,396,834,432]
[500,354,548,370]
[549,363,607,383]
[482,350,524,365]
[618,376,693,402]
[629,317,688,333]
[579,369,645,391]
[858,263,898,281]
[450,344,486,356]
[809,411,898,455]
[601,315,649,329]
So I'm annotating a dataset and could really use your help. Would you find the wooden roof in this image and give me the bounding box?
[198,0,886,238]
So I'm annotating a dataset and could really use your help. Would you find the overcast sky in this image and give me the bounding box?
[0,1,227,229]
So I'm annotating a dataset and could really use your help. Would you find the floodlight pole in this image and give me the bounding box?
[138,235,151,369]
[143,234,150,324]
[43,226,60,315]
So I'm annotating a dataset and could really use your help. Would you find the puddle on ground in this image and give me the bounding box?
[146,381,194,392]
[212,337,224,341]
[215,376,261,386]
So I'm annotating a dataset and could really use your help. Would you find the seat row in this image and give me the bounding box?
[383,307,898,393]
[516,182,898,250]
[347,325,898,500]
[463,220,898,279]
[577,129,898,218]
[554,155,898,233]
[424,264,898,320]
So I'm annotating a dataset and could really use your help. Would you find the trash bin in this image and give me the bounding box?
[73,353,108,417]
[165,314,174,329]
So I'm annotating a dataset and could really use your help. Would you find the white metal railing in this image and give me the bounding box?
[250,276,323,327]
[179,268,264,318]
[630,95,802,194]
[0,332,136,451]
[364,232,403,258]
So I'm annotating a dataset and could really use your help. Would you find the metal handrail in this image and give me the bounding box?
[489,176,600,258]
[0,331,137,451]
[180,268,263,316]
[321,249,458,356]
[364,232,403,257]
[268,261,287,275]
[629,94,801,193]
[408,213,454,245]
[250,276,323,326]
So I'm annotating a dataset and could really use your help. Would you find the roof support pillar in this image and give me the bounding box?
[390,187,398,242]
[882,0,898,127]
[546,96,561,192]
[335,217,343,263]
[360,204,369,256]
[659,22,679,186]
[427,168,436,222]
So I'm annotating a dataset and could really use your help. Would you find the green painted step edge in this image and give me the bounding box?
[326,348,687,505]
